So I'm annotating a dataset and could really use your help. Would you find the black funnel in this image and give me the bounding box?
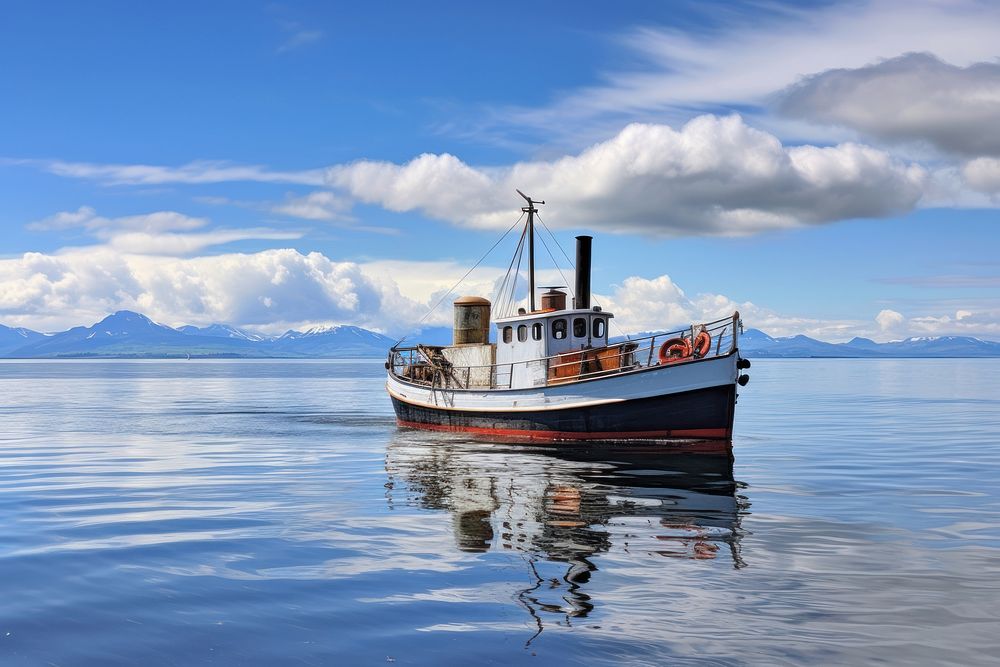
[575,235,592,310]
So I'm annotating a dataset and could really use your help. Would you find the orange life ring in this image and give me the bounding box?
[693,330,712,358]
[658,337,692,364]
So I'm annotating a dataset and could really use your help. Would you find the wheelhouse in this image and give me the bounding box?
[494,300,613,388]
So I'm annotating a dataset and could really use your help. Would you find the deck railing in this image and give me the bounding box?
[389,312,740,390]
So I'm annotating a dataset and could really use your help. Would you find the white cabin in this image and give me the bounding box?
[494,293,613,388]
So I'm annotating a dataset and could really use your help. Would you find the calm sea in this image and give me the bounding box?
[1,359,998,665]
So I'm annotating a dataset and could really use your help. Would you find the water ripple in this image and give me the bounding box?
[1,359,999,665]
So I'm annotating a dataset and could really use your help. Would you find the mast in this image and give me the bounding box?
[516,189,544,312]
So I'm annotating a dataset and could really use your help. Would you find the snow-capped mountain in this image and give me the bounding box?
[7,311,266,358]
[875,335,1000,356]
[0,311,394,358]
[10,311,187,357]
[739,329,1000,357]
[1,314,997,358]
[0,324,46,355]
[178,323,271,342]
[611,327,1000,358]
[272,324,395,356]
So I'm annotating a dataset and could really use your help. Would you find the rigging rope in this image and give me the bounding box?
[395,212,525,346]
[535,213,631,341]
[492,221,528,319]
[534,226,574,299]
[502,227,528,318]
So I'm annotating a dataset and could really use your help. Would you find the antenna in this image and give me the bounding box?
[515,190,544,311]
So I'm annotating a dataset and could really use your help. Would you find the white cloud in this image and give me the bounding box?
[907,309,1000,337]
[0,248,399,333]
[29,114,929,238]
[603,279,1000,341]
[277,29,323,53]
[105,229,302,255]
[876,309,905,332]
[27,206,101,230]
[27,207,303,256]
[327,115,926,236]
[600,274,866,341]
[30,207,209,233]
[1,249,996,340]
[777,53,1000,157]
[276,20,324,54]
[272,191,352,221]
[962,157,1000,195]
[39,159,326,186]
[469,0,1000,143]
[328,153,500,222]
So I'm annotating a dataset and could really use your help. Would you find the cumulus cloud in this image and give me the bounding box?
[876,309,905,332]
[777,53,1000,157]
[962,157,1000,195]
[1,248,996,340]
[0,248,402,333]
[907,308,1000,337]
[600,274,867,341]
[327,115,926,236]
[328,153,500,222]
[28,114,928,237]
[603,279,1000,340]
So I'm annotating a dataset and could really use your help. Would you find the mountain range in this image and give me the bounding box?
[1,311,998,358]
[735,328,1000,358]
[0,311,399,358]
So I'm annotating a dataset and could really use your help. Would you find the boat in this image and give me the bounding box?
[385,191,751,442]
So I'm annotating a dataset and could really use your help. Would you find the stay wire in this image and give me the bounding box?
[534,227,573,299]
[395,212,526,346]
[535,214,575,275]
[535,213,631,341]
[505,230,528,318]
[493,221,528,318]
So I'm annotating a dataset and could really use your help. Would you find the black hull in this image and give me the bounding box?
[391,383,737,441]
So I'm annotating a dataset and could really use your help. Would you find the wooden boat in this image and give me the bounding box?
[385,192,750,442]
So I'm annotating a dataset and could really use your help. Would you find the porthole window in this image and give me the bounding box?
[517,324,527,342]
[532,322,543,341]
[552,319,567,340]
[593,318,606,338]
[502,326,512,343]
[573,317,587,338]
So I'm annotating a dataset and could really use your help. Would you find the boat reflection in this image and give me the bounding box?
[385,433,748,640]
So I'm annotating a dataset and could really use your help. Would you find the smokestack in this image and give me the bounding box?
[575,235,592,310]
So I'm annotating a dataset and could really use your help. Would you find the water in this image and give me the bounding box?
[1,359,998,665]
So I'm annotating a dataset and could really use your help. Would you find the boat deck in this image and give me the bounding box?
[389,314,739,392]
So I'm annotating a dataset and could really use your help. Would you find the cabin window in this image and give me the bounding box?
[593,317,606,339]
[517,324,528,342]
[552,319,567,340]
[502,326,512,343]
[573,317,587,338]
[532,322,543,340]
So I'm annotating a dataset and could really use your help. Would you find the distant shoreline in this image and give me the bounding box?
[2,353,998,360]
[4,311,998,359]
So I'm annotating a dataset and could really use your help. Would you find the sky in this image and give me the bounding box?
[1,0,998,341]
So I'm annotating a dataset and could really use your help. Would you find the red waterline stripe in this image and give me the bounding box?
[395,419,730,441]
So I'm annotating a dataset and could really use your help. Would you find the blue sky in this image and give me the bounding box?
[1,0,998,340]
